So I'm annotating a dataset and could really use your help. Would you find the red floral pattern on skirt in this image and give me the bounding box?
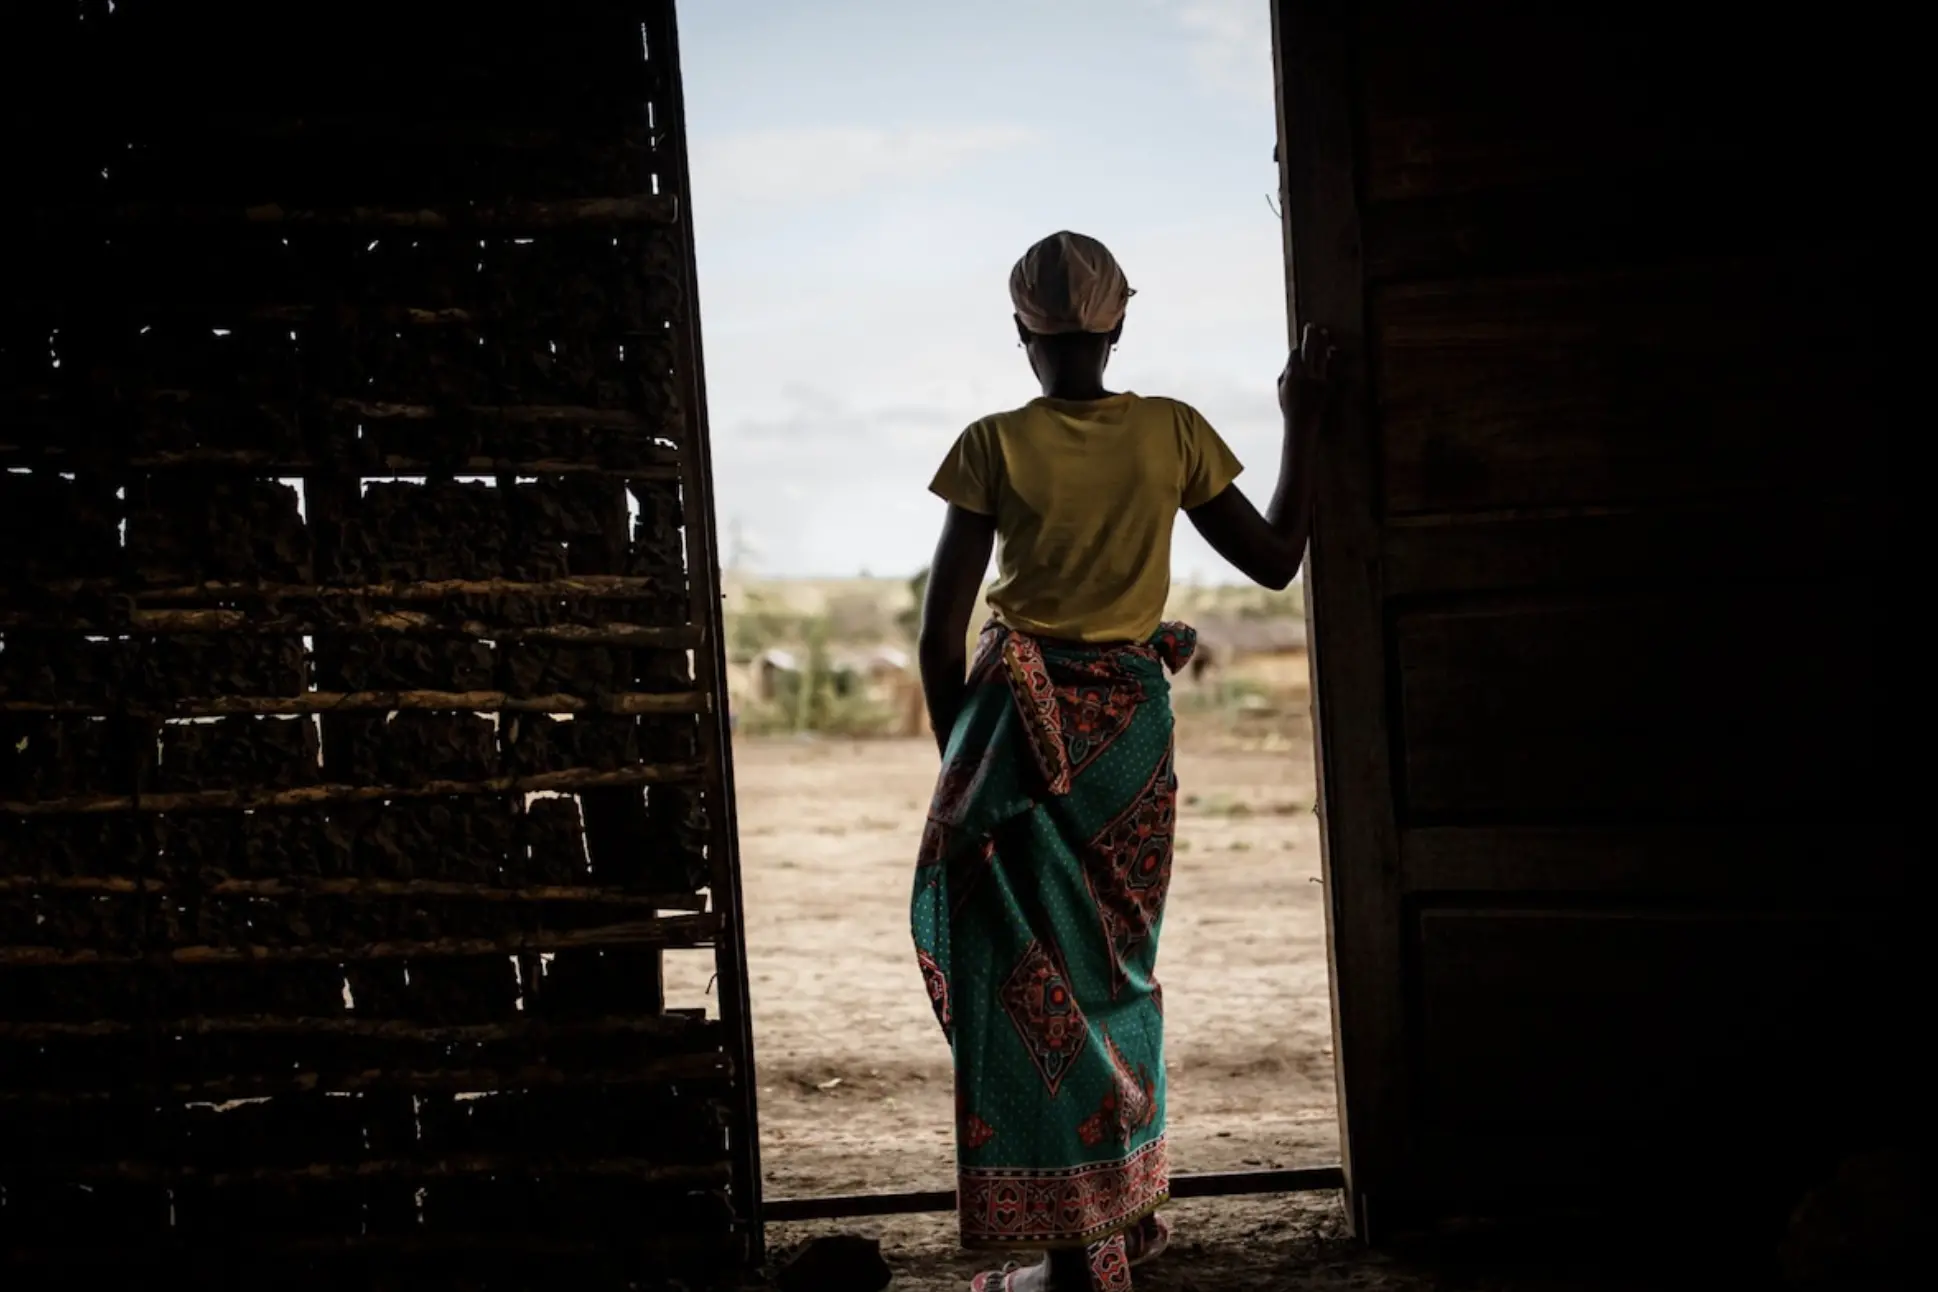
[959,1137,1170,1248]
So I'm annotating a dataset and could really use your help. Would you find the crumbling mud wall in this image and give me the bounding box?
[1,3,755,1286]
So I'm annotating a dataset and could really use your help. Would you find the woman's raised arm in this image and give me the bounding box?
[1186,323,1339,590]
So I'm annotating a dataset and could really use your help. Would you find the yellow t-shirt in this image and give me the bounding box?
[927,393,1243,644]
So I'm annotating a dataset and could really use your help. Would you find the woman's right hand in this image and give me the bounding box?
[1187,324,1341,591]
[1277,323,1339,419]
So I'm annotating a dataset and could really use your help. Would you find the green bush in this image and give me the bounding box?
[733,615,899,738]
[727,588,812,662]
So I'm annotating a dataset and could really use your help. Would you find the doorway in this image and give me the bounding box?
[662,0,1347,1259]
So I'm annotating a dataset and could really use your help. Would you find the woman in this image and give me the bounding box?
[912,230,1335,1292]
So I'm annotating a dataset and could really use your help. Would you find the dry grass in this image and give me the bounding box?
[721,574,1308,738]
[721,572,1303,628]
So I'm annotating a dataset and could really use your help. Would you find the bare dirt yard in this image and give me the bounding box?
[671,660,1349,1287]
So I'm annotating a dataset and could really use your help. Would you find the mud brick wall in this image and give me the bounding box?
[1,3,751,1287]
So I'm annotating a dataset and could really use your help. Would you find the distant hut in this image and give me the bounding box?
[818,645,905,698]
[1188,613,1308,682]
[752,648,800,702]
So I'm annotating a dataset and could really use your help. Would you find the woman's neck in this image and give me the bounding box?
[1038,378,1116,402]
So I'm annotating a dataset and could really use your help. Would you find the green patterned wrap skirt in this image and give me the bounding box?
[912,621,1193,1251]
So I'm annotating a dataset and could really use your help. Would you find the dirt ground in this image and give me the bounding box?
[669,676,1346,1287]
[678,677,1827,1290]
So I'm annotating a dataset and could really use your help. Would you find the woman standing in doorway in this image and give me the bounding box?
[911,230,1336,1291]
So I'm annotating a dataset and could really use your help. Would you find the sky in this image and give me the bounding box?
[678,0,1287,583]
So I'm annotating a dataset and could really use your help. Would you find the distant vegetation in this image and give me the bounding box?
[722,574,1307,742]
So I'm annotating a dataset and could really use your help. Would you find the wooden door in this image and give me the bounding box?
[1,1,760,1283]
[1274,0,1910,1237]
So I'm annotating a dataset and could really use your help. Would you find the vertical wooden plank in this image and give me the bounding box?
[656,0,764,1258]
[1273,0,1407,1238]
[1312,0,1907,1240]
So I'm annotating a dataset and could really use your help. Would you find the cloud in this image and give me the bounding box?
[700,318,1291,583]
[725,396,957,455]
[691,125,1038,211]
[691,199,1292,579]
[1160,0,1276,109]
[709,398,952,578]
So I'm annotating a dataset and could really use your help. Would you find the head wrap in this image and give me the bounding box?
[1009,231,1135,335]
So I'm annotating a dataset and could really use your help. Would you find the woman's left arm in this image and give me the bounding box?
[917,505,997,756]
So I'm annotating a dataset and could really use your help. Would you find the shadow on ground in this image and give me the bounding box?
[759,1187,1922,1291]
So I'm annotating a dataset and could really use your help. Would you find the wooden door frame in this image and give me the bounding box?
[699,0,1376,1245]
[1271,0,1409,1240]
[659,0,766,1260]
